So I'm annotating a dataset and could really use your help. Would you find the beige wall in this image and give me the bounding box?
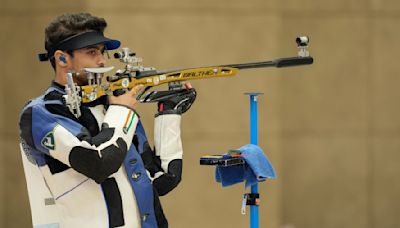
[1,0,400,227]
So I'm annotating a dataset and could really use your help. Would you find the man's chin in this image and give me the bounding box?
[79,82,89,86]
[74,78,89,86]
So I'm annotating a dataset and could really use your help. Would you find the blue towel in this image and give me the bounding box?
[215,144,277,187]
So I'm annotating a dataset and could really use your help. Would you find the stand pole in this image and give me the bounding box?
[245,92,263,228]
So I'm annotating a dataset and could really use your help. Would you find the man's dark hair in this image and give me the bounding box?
[45,13,107,69]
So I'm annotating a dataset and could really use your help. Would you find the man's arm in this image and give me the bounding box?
[20,104,138,184]
[19,85,144,184]
[146,85,196,196]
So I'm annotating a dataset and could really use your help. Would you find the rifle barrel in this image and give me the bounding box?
[222,56,314,69]
[147,56,314,77]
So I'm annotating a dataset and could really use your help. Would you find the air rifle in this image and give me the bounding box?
[65,36,313,117]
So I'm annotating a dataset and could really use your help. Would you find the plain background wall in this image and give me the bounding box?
[1,0,400,227]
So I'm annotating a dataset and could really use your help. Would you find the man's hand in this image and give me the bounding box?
[108,84,144,110]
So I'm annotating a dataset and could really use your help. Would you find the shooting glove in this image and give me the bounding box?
[155,88,196,116]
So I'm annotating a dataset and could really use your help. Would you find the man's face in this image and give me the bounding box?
[69,44,106,86]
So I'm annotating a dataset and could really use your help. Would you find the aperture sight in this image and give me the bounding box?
[296,36,310,57]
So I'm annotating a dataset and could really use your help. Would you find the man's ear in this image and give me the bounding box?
[54,50,70,68]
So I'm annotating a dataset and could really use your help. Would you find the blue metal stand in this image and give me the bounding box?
[245,92,263,228]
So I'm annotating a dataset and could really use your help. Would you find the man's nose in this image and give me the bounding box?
[98,54,106,66]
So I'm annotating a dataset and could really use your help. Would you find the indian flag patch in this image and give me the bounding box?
[123,110,136,134]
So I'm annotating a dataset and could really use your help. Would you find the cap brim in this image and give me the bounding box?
[102,38,121,51]
[57,31,121,52]
[39,31,121,62]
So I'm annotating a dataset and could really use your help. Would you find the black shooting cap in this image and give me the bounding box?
[38,31,121,61]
